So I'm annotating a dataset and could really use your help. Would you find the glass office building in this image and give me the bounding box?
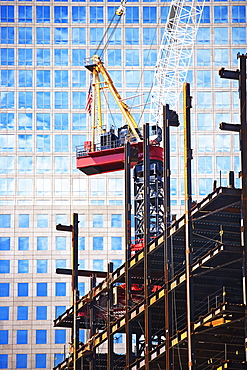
[0,1,245,369]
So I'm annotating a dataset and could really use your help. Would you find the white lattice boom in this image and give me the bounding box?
[150,0,205,125]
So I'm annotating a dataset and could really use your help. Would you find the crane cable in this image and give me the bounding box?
[94,1,127,59]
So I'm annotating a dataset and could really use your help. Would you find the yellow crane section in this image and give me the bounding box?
[86,55,142,147]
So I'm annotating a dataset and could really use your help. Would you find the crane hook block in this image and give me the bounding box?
[116,5,125,16]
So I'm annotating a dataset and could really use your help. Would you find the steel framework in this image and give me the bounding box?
[53,52,247,368]
[53,186,245,370]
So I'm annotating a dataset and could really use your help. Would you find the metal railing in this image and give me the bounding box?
[76,138,122,158]
[175,287,226,331]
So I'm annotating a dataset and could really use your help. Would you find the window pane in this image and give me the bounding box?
[72,113,86,130]
[126,7,139,23]
[54,156,69,174]
[54,71,68,88]
[90,6,104,23]
[36,330,47,344]
[54,113,68,129]
[0,260,10,273]
[0,113,14,130]
[0,330,8,344]
[92,214,103,227]
[36,6,50,23]
[36,283,47,297]
[55,329,66,344]
[55,282,66,296]
[0,214,11,228]
[0,156,14,174]
[0,355,8,369]
[37,236,48,250]
[36,27,50,44]
[56,236,66,250]
[93,259,104,271]
[36,113,50,130]
[16,354,27,369]
[18,283,28,297]
[35,354,46,369]
[56,260,66,269]
[54,49,68,66]
[18,6,32,23]
[36,157,51,173]
[17,306,28,321]
[93,236,103,250]
[18,237,29,251]
[18,27,32,44]
[111,236,122,250]
[0,283,9,297]
[72,27,86,44]
[111,214,122,228]
[37,260,48,273]
[0,307,9,320]
[108,178,123,196]
[18,260,29,273]
[0,237,10,251]
[36,71,50,88]
[77,282,84,296]
[0,48,15,66]
[37,214,48,228]
[16,330,28,344]
[214,6,228,23]
[54,6,68,23]
[36,306,47,320]
[78,237,85,250]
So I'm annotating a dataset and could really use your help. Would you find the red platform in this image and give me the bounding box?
[76,142,163,175]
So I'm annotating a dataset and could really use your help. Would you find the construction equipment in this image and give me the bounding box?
[150,0,205,125]
[76,55,163,175]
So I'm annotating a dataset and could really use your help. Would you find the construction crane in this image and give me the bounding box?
[76,0,205,175]
[76,0,204,239]
[150,0,205,125]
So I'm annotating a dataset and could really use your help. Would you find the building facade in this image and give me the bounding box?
[0,1,245,369]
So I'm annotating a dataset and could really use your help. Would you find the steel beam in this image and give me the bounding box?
[90,276,97,370]
[125,141,133,368]
[107,262,114,370]
[238,54,247,363]
[183,83,195,369]
[163,104,172,370]
[144,123,152,370]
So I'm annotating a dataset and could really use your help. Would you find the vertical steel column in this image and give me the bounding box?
[238,54,247,362]
[107,262,114,370]
[143,123,151,370]
[90,275,97,370]
[163,105,172,370]
[183,83,195,369]
[125,141,133,368]
[219,54,247,362]
[72,213,79,370]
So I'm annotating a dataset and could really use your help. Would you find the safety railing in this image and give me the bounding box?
[175,287,226,331]
[76,138,122,158]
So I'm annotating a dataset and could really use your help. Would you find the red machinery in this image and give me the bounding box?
[76,55,163,175]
